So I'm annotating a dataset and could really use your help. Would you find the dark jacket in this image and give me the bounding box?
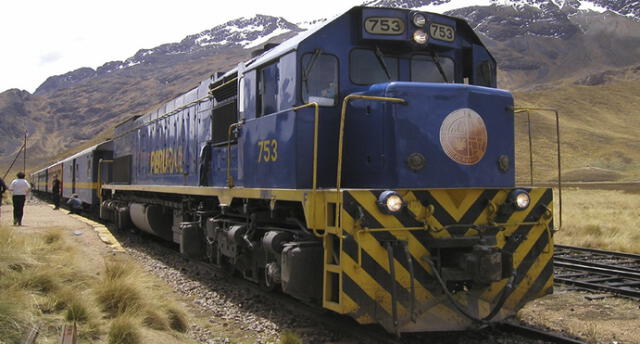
[0,177,6,195]
[52,179,60,194]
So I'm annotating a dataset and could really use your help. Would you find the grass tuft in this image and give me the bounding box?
[65,299,89,322]
[0,289,29,343]
[280,331,303,344]
[143,309,169,331]
[108,315,141,344]
[166,307,188,332]
[19,269,59,293]
[96,279,144,317]
[104,259,136,281]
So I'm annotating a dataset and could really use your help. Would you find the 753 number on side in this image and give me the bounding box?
[257,139,278,163]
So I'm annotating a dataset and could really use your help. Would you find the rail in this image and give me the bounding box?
[554,245,640,298]
[513,107,563,229]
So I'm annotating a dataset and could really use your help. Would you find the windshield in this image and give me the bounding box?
[350,48,398,85]
[411,55,454,83]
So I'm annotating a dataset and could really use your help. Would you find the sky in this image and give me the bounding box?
[0,0,364,93]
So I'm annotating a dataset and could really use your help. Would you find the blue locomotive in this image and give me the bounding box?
[33,7,555,334]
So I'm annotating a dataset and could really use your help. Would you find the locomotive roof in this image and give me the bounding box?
[243,6,491,72]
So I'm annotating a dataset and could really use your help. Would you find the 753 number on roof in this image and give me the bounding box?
[365,17,405,35]
[430,23,455,42]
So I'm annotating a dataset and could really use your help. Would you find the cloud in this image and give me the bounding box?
[39,51,62,65]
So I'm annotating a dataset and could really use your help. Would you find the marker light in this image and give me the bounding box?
[413,13,426,27]
[413,30,428,44]
[377,191,405,214]
[509,189,531,210]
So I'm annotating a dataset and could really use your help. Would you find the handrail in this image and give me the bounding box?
[335,95,407,234]
[226,122,243,187]
[513,107,562,229]
[97,159,114,203]
[290,102,323,236]
[209,77,239,95]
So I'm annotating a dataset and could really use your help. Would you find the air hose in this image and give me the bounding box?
[424,258,516,324]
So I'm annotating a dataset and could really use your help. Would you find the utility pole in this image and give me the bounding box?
[23,131,27,173]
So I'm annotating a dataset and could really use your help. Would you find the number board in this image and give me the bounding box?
[364,17,405,35]
[429,22,455,42]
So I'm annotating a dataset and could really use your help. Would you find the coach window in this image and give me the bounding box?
[350,48,398,85]
[411,55,454,83]
[302,51,338,106]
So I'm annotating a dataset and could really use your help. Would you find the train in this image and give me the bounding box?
[31,6,556,334]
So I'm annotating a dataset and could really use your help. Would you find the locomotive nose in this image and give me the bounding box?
[342,82,515,189]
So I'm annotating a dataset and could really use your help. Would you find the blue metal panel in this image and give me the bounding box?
[342,82,515,189]
[210,145,237,187]
[239,108,315,188]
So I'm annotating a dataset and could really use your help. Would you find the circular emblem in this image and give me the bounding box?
[439,108,488,165]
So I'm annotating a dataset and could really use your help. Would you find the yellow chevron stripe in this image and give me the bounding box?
[341,205,464,324]
[481,220,552,300]
[342,293,375,324]
[404,191,450,238]
[425,189,485,222]
[504,251,553,310]
[464,190,504,236]
[342,254,404,317]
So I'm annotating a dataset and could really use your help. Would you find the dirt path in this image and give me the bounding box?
[0,198,91,230]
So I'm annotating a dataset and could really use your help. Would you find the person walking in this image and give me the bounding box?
[52,175,61,209]
[0,177,7,222]
[9,172,30,226]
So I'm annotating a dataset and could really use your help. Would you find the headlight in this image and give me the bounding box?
[412,13,426,27]
[377,191,405,214]
[509,189,530,210]
[413,30,428,44]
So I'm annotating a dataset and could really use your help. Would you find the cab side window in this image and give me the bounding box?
[258,62,279,116]
[302,52,338,106]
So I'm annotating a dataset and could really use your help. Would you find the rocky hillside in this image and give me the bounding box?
[2,1,640,180]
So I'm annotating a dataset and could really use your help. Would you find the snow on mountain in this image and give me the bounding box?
[35,15,301,95]
[365,0,640,18]
[35,0,640,95]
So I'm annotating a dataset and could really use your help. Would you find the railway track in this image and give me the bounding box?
[554,244,640,298]
[112,227,590,343]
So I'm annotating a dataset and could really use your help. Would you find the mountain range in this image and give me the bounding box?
[1,0,640,182]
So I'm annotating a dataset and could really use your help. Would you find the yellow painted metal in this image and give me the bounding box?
[325,92,410,317]
[336,187,554,331]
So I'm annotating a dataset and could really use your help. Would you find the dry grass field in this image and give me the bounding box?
[552,187,640,254]
[514,79,640,183]
[0,224,193,344]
